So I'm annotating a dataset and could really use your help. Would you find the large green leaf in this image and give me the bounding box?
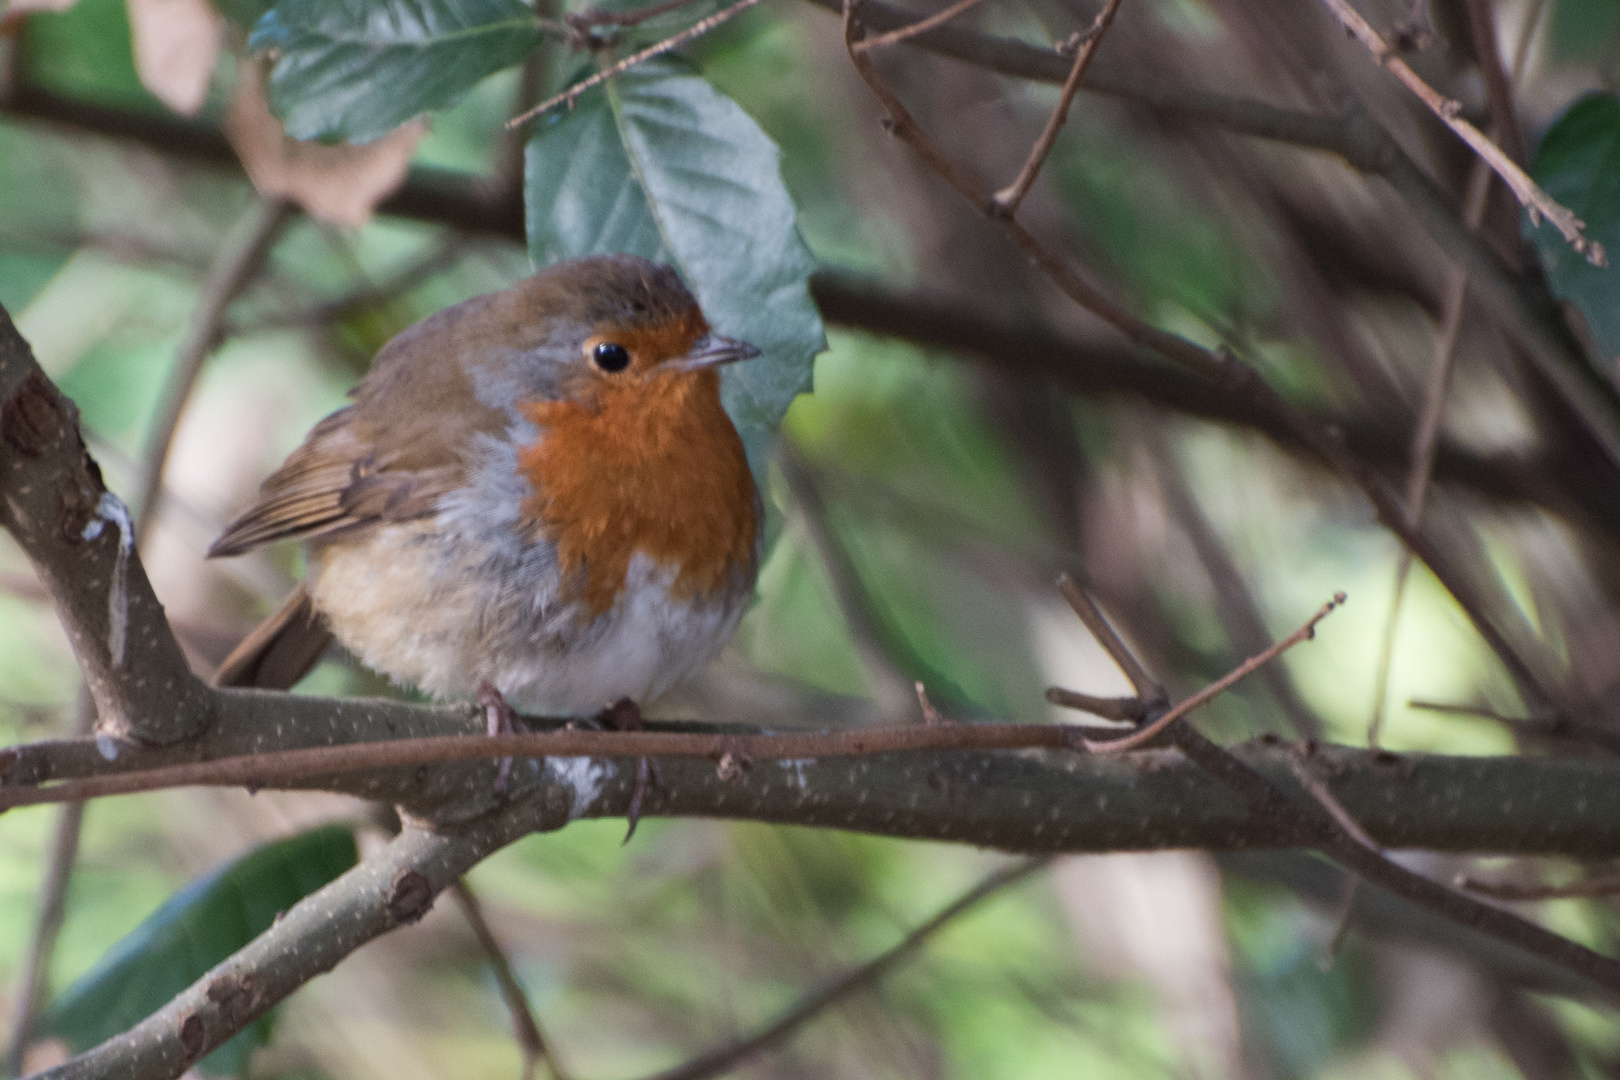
[525,58,824,474]
[248,0,544,143]
[1528,93,1620,373]
[40,825,358,1076]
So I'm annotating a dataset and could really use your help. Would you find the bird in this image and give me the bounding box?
[208,254,763,761]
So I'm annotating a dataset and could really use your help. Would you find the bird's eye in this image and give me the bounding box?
[592,342,631,373]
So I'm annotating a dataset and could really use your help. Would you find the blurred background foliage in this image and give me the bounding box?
[3,0,1620,1075]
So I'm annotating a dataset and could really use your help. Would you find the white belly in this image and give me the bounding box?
[306,522,749,715]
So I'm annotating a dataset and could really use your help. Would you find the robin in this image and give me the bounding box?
[208,255,763,767]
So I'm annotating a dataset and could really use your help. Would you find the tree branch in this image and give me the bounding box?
[30,793,575,1080]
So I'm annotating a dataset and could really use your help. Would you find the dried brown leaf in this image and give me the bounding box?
[127,0,222,116]
[224,63,424,229]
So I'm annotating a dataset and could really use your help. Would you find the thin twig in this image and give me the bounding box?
[1081,594,1346,754]
[507,0,770,127]
[1314,0,1603,266]
[1046,577,1620,995]
[1285,746,1381,851]
[1053,573,1163,702]
[989,0,1123,215]
[1043,687,1143,723]
[449,881,571,1080]
[132,197,292,543]
[1407,698,1530,724]
[851,0,988,52]
[637,857,1050,1080]
[1455,874,1620,901]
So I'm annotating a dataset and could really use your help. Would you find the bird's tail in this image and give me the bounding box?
[213,583,334,690]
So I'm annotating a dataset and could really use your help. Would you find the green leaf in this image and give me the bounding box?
[525,58,825,474]
[249,0,544,143]
[1528,92,1620,371]
[40,825,358,1076]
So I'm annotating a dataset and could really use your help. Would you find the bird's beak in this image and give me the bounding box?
[669,333,761,373]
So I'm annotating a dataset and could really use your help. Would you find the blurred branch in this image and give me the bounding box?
[1407,698,1620,754]
[802,0,1620,481]
[449,881,571,1080]
[1146,433,1322,738]
[638,856,1051,1080]
[1457,874,1620,901]
[133,196,292,543]
[1369,148,1495,748]
[6,68,1619,536]
[809,275,1620,534]
[777,443,917,717]
[2,690,91,1080]
[840,0,1571,727]
[988,0,1123,216]
[1460,0,1527,168]
[31,795,575,1080]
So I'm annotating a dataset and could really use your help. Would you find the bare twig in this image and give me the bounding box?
[1053,573,1164,701]
[1460,0,1527,167]
[850,0,988,52]
[637,857,1050,1080]
[1045,580,1620,995]
[1043,686,1143,722]
[1079,595,1346,754]
[449,881,571,1080]
[1285,746,1381,851]
[1147,432,1322,738]
[507,0,771,127]
[1315,0,1602,265]
[1456,874,1620,901]
[989,0,1123,215]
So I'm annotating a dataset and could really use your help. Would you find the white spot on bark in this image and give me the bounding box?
[779,758,814,789]
[96,734,119,761]
[544,756,616,820]
[80,492,133,667]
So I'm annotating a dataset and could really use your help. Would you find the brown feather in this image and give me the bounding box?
[213,584,334,690]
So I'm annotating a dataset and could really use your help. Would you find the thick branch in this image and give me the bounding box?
[0,307,212,744]
[9,725,1620,859]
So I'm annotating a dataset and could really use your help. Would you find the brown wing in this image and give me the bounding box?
[208,290,513,559]
[213,583,333,690]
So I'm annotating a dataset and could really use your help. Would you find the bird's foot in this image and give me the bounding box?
[594,697,663,842]
[478,680,528,794]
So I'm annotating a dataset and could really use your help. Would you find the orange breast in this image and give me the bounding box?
[518,370,757,615]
